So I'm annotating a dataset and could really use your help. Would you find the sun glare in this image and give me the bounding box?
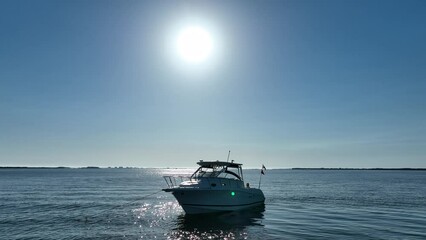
[176,26,213,63]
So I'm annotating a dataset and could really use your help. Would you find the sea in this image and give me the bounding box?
[1,168,425,239]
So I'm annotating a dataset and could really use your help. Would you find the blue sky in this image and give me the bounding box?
[1,0,425,168]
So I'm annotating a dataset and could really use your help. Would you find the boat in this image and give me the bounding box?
[162,160,265,214]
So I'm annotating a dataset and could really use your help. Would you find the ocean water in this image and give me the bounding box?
[1,168,425,239]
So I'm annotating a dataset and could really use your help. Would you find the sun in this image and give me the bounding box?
[176,26,213,63]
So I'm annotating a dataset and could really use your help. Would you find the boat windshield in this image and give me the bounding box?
[191,166,242,180]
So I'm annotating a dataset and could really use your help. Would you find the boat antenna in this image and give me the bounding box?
[227,150,231,162]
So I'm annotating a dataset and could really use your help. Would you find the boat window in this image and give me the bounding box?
[192,165,242,180]
[223,170,241,180]
[193,167,217,178]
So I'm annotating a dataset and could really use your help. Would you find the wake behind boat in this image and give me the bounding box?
[163,160,265,214]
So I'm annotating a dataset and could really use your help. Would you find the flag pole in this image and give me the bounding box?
[258,171,262,189]
[258,164,266,189]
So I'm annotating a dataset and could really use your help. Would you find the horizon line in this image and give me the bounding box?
[1,166,426,170]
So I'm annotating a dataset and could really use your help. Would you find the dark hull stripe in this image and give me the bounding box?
[181,201,264,207]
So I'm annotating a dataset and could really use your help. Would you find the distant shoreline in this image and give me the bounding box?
[1,166,425,170]
[291,168,426,171]
[0,166,103,169]
[0,166,98,169]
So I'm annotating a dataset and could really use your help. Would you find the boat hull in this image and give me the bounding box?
[166,188,265,214]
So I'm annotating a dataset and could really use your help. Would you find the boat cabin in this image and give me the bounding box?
[191,160,244,181]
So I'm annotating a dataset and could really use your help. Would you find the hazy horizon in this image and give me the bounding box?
[1,164,426,170]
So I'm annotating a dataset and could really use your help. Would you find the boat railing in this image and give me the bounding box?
[163,175,191,188]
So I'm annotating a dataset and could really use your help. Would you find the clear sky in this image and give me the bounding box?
[1,0,425,168]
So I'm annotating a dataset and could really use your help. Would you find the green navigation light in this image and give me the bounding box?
[231,191,235,196]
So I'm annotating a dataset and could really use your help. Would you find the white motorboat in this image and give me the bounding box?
[163,160,265,214]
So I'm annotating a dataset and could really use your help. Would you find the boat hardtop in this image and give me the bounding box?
[196,160,242,168]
